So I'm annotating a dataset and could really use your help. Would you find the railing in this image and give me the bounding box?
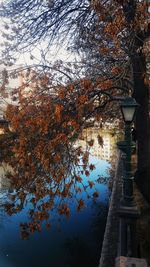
[99,151,122,267]
[99,151,148,267]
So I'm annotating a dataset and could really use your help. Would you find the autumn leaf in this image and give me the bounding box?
[88,180,95,188]
[46,223,51,230]
[77,199,84,211]
[87,139,94,147]
[55,104,63,122]
[75,175,82,182]
[75,187,82,193]
[58,204,70,217]
[78,95,88,104]
[89,164,95,171]
[93,192,99,198]
[85,170,90,177]
[111,66,122,75]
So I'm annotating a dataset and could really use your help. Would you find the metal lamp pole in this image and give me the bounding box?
[120,97,139,205]
[118,96,140,257]
[123,119,134,205]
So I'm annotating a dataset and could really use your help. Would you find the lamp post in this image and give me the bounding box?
[118,96,140,257]
[120,97,139,206]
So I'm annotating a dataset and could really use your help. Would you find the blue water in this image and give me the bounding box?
[0,157,110,267]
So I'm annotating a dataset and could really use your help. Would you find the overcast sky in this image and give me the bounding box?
[0,0,78,69]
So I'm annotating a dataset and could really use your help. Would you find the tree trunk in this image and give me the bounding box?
[132,32,150,203]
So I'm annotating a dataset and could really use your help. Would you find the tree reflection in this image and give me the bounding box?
[64,236,97,267]
[0,127,113,237]
[63,201,108,267]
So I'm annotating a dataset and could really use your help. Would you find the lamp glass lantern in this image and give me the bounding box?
[120,97,139,124]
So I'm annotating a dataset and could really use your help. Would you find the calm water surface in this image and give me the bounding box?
[0,156,110,267]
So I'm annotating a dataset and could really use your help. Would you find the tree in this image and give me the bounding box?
[0,0,149,232]
[1,71,121,237]
[80,0,150,201]
[131,25,150,198]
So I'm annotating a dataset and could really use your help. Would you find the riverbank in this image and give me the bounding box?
[99,151,150,267]
[99,152,123,267]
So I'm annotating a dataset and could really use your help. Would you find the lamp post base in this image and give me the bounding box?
[118,204,140,218]
[118,204,140,257]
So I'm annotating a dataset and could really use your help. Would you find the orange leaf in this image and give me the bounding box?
[93,192,99,198]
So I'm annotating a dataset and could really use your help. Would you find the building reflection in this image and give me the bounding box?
[0,126,119,189]
[77,127,118,161]
[0,163,12,189]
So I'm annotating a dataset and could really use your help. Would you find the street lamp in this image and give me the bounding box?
[120,97,138,124]
[120,97,139,206]
[118,96,140,257]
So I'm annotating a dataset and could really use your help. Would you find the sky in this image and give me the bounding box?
[0,1,81,116]
[0,0,78,69]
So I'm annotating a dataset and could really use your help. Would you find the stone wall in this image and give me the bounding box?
[99,152,123,267]
[99,151,149,267]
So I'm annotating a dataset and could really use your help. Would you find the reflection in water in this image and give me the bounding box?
[64,202,108,267]
[64,237,96,267]
[0,128,114,267]
[0,163,12,189]
[77,127,118,161]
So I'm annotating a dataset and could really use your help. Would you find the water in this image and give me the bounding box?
[0,157,110,267]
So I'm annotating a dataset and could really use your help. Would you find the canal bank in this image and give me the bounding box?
[99,152,122,267]
[99,151,149,267]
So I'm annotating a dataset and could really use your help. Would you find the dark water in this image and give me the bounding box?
[0,157,110,267]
